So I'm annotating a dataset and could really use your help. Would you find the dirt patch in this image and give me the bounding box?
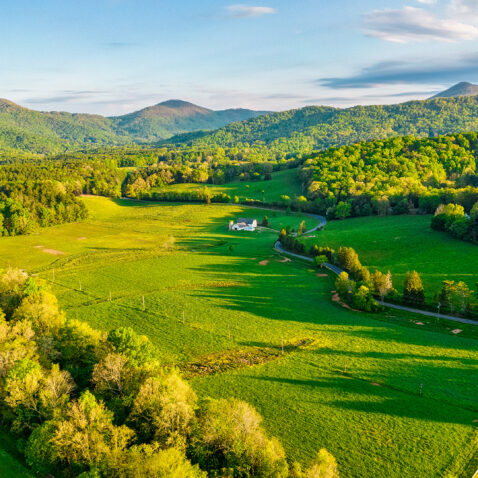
[331,292,359,312]
[258,260,269,266]
[77,237,87,241]
[42,248,65,256]
[277,258,292,263]
[451,329,462,334]
[250,257,257,260]
[370,382,381,387]
[316,273,328,277]
[34,245,44,249]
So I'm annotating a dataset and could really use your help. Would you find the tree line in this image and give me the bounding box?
[278,233,476,317]
[0,268,339,477]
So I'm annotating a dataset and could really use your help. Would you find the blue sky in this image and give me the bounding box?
[2,0,478,115]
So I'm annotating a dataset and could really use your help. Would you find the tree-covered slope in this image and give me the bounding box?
[0,99,266,154]
[109,99,268,142]
[167,96,478,154]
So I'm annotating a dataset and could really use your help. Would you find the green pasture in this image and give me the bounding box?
[304,214,478,303]
[152,168,304,203]
[0,197,476,477]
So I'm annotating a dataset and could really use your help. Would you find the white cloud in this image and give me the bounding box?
[364,5,478,43]
[449,0,478,18]
[225,5,277,18]
[417,0,436,4]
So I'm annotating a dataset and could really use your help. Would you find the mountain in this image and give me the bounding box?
[110,100,269,142]
[0,99,267,154]
[431,82,478,98]
[166,95,478,153]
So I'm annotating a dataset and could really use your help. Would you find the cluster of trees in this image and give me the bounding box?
[0,179,87,236]
[431,202,478,242]
[0,268,339,477]
[334,247,389,312]
[300,133,478,219]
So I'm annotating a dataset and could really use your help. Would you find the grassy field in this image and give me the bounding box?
[303,214,478,303]
[152,168,304,203]
[0,198,477,477]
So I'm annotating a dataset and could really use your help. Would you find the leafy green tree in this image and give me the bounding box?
[304,449,340,478]
[194,398,288,477]
[107,327,155,366]
[12,291,65,336]
[335,272,350,298]
[129,371,197,448]
[298,220,306,235]
[403,271,425,306]
[372,270,392,300]
[335,201,351,220]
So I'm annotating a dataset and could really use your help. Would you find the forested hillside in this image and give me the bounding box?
[0,99,265,154]
[300,131,478,220]
[167,96,478,155]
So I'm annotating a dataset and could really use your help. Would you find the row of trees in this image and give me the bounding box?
[277,235,476,316]
[0,268,339,477]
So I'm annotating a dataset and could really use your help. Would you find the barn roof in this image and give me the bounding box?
[237,218,256,224]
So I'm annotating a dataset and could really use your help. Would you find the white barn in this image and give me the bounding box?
[230,218,257,231]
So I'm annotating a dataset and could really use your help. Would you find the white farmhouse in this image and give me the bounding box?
[230,218,257,231]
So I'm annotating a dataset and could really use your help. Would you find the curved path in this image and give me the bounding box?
[274,221,478,327]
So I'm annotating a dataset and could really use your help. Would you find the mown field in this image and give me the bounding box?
[151,167,304,203]
[0,197,477,477]
[303,214,478,303]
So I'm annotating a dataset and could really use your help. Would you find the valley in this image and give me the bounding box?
[0,196,476,477]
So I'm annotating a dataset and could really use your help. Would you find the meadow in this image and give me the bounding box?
[0,197,477,477]
[303,214,478,303]
[151,167,304,203]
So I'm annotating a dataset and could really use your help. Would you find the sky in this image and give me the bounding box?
[2,0,478,115]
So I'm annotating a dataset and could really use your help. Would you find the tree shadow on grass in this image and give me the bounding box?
[243,375,477,424]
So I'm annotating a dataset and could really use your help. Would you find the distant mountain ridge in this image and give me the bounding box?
[166,95,478,153]
[431,82,478,98]
[0,98,268,153]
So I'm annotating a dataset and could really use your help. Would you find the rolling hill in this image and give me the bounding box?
[0,98,267,154]
[166,95,478,153]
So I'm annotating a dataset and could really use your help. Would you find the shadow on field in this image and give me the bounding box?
[244,375,476,424]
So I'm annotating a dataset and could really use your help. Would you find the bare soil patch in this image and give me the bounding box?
[316,273,328,277]
[331,291,359,312]
[277,258,292,263]
[259,260,269,266]
[42,248,65,256]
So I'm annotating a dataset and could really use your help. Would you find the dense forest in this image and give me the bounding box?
[167,96,478,154]
[0,268,338,477]
[300,132,478,219]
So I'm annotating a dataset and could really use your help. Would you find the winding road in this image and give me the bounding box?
[274,215,478,327]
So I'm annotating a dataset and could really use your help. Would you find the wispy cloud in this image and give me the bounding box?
[225,4,277,18]
[319,53,478,89]
[364,5,478,43]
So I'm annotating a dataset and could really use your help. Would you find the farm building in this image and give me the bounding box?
[230,218,257,231]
